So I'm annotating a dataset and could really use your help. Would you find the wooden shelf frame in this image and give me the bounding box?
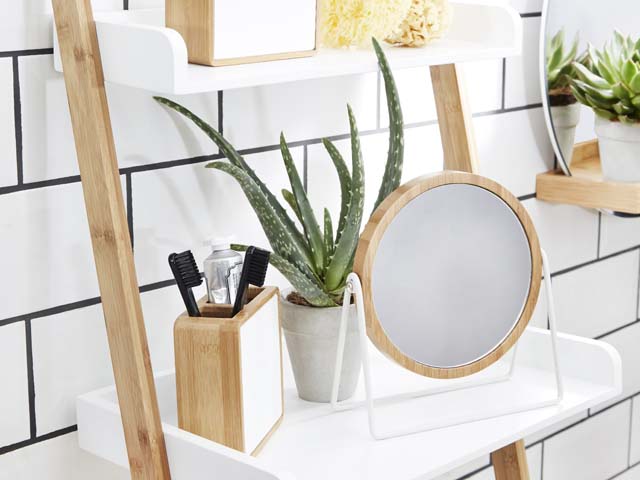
[537,139,640,214]
[51,1,533,478]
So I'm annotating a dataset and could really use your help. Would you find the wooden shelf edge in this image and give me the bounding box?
[536,170,640,214]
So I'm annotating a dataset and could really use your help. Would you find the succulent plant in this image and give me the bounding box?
[571,31,640,124]
[547,29,580,94]
[154,38,404,307]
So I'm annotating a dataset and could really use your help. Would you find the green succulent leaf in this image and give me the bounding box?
[630,73,640,93]
[324,105,365,292]
[372,37,404,212]
[573,62,610,89]
[593,107,618,120]
[622,59,639,85]
[323,208,334,267]
[281,189,302,223]
[322,138,352,243]
[279,134,325,274]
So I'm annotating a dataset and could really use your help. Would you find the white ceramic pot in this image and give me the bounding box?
[550,103,581,167]
[595,116,640,182]
[280,293,361,403]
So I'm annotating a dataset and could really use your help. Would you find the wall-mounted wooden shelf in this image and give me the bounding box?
[536,140,640,214]
[52,3,522,94]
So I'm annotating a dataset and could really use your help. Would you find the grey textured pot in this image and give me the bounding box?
[280,293,361,403]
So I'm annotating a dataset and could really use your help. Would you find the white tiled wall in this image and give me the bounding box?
[2,2,640,479]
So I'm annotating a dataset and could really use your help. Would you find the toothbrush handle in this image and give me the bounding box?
[185,289,201,317]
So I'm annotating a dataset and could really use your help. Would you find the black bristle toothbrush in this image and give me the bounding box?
[232,246,271,316]
[168,250,203,317]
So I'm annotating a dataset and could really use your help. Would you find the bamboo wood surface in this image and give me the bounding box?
[536,139,640,214]
[430,64,479,174]
[354,172,542,379]
[491,440,531,480]
[174,287,283,455]
[51,1,170,478]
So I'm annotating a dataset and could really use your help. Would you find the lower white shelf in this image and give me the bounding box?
[77,327,621,480]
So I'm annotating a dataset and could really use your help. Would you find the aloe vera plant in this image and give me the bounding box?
[154,38,404,307]
[571,31,640,124]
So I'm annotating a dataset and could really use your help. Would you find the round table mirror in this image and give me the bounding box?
[355,173,542,379]
[541,0,640,179]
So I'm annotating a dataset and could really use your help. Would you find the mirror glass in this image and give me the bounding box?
[371,184,533,369]
[542,0,640,175]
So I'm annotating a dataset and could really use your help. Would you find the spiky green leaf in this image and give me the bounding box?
[322,138,352,243]
[323,208,334,268]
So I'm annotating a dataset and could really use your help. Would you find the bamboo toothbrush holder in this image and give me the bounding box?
[174,286,283,455]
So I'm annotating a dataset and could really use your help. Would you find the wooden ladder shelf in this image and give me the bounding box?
[51,1,528,478]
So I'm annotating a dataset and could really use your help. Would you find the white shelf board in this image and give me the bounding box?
[77,327,621,480]
[53,2,522,94]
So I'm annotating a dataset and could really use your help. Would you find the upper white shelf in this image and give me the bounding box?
[53,2,522,95]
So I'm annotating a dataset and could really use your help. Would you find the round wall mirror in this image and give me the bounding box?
[541,0,640,176]
[354,172,542,379]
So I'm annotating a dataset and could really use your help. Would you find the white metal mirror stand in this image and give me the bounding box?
[330,249,564,441]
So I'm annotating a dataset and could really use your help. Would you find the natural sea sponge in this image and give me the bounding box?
[386,0,453,47]
[319,0,412,48]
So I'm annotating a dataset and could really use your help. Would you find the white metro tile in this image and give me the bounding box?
[0,431,128,480]
[223,74,378,150]
[0,323,30,447]
[592,323,640,413]
[31,286,183,434]
[0,184,99,320]
[631,396,640,465]
[380,66,437,127]
[505,17,542,108]
[306,125,443,225]
[615,464,640,480]
[461,59,504,114]
[0,0,53,51]
[600,214,640,257]
[32,304,113,434]
[475,107,553,197]
[523,199,599,272]
[19,55,220,182]
[551,251,639,338]
[510,0,542,14]
[542,401,631,480]
[132,149,302,288]
[0,58,17,187]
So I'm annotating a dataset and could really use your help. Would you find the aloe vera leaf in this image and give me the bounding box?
[206,161,318,280]
[282,189,302,223]
[279,134,325,273]
[573,62,610,90]
[232,244,335,307]
[323,208,335,267]
[322,138,352,243]
[324,105,365,292]
[153,96,308,249]
[372,37,404,212]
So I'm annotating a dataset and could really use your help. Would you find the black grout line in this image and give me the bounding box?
[595,319,640,340]
[500,58,506,110]
[139,278,176,293]
[24,319,36,439]
[0,48,54,59]
[551,245,640,278]
[0,425,77,455]
[518,193,536,201]
[521,12,542,18]
[473,103,543,118]
[217,90,224,138]
[597,212,602,259]
[126,173,134,250]
[540,442,545,480]
[636,253,640,323]
[123,0,129,10]
[0,102,546,197]
[12,56,23,185]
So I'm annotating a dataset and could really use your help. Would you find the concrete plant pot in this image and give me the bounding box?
[550,103,581,167]
[280,292,360,403]
[595,116,640,182]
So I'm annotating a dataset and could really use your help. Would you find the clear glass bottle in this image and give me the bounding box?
[203,238,243,304]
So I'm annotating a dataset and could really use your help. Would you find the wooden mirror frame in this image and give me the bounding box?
[354,171,542,379]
